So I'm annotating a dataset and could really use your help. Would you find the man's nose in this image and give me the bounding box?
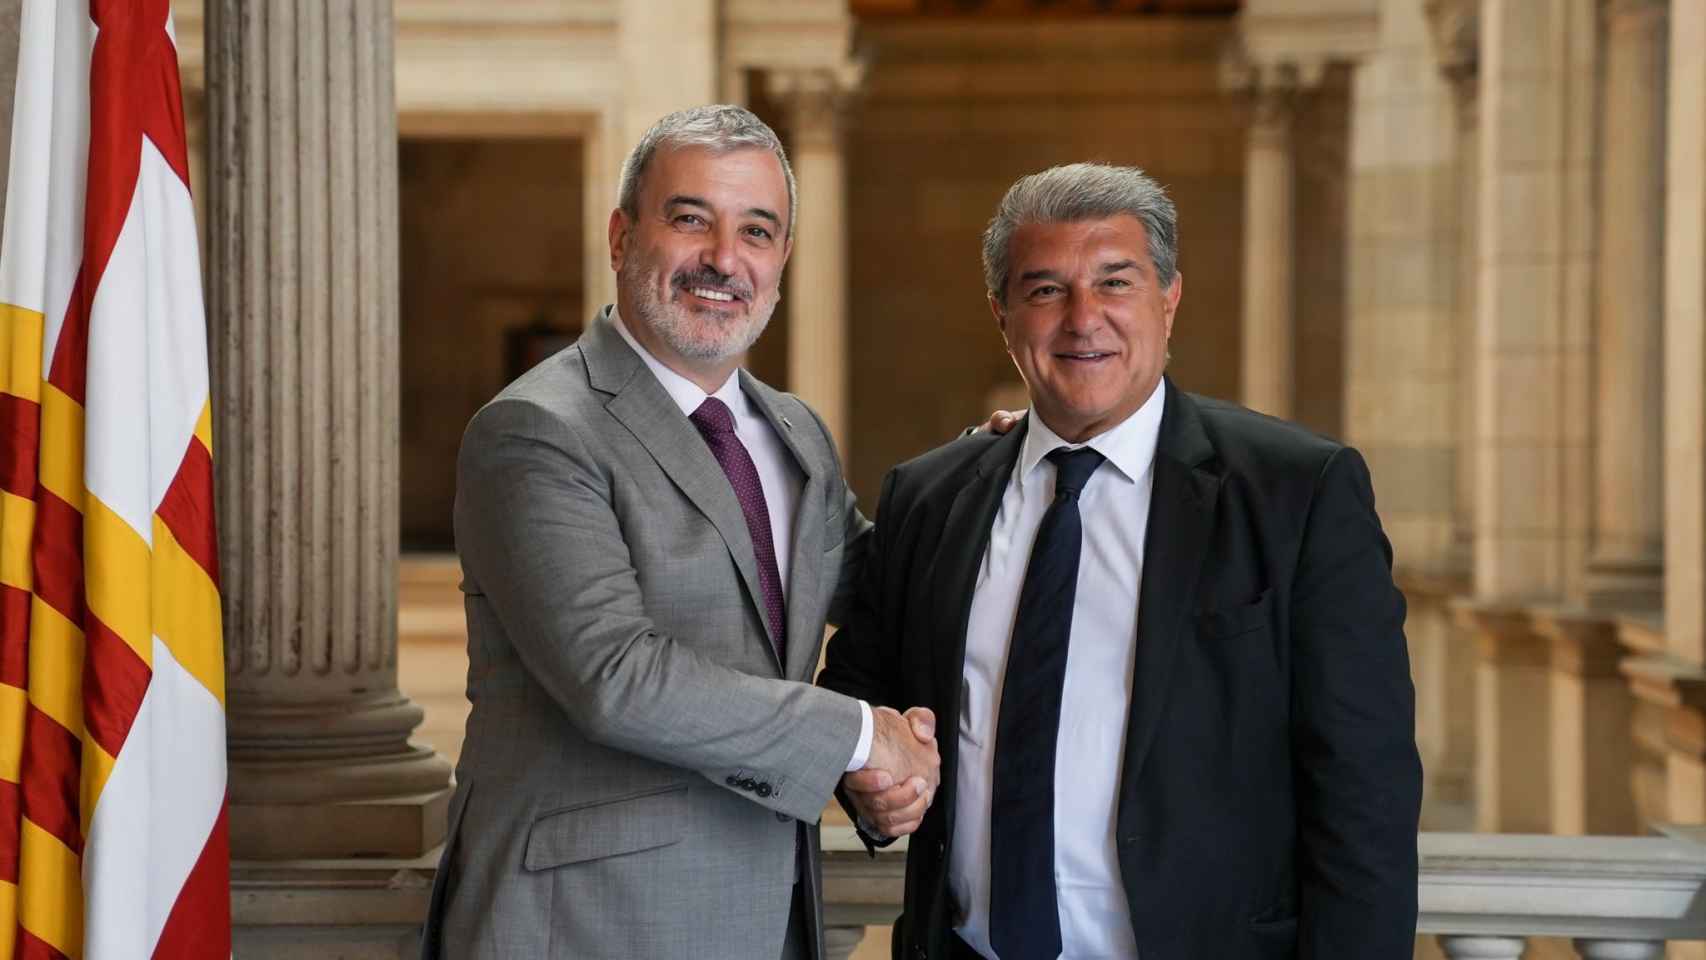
[700,227,740,278]
[1062,288,1102,335]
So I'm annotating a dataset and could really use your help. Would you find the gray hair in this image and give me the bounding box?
[981,162,1179,304]
[617,105,798,244]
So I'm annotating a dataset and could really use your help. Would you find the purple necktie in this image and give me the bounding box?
[689,397,786,661]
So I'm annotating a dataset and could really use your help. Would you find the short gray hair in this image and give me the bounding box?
[617,105,798,243]
[981,162,1178,304]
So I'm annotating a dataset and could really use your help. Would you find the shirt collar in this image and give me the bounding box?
[611,306,746,419]
[1017,380,1166,492]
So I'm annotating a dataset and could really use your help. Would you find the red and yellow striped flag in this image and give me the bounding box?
[0,0,230,956]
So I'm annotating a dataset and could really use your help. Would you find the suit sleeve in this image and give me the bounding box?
[818,467,909,851]
[454,398,863,823]
[1290,446,1423,954]
[803,403,874,629]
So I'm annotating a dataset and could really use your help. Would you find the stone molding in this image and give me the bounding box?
[1622,656,1706,760]
[768,63,865,150]
[1455,603,1551,667]
[1531,609,1631,678]
[1603,0,1669,31]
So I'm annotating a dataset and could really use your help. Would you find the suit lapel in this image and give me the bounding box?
[1117,380,1220,837]
[740,372,825,682]
[929,424,1026,767]
[583,310,775,671]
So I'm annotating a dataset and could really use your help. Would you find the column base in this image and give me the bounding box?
[1621,655,1706,826]
[228,690,456,858]
[232,849,439,958]
[231,784,453,860]
[1455,601,1553,833]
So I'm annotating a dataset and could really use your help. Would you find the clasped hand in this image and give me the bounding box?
[842,705,940,839]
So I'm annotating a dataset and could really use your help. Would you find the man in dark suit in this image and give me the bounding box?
[819,162,1422,959]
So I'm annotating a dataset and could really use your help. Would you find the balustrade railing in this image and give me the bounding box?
[819,829,1706,960]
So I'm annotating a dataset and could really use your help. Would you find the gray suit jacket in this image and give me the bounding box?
[423,308,870,959]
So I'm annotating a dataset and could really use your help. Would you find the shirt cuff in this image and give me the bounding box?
[845,699,874,772]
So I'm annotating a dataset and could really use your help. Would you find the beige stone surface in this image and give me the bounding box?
[1666,0,1706,667]
[1343,0,1459,573]
[1471,0,1597,602]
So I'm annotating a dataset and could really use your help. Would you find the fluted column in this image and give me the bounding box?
[1239,66,1300,420]
[773,66,859,465]
[1586,0,1669,610]
[206,0,452,860]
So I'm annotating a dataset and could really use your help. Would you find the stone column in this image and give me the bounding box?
[1619,0,1706,842]
[0,0,18,229]
[205,0,453,860]
[1239,65,1301,420]
[1533,612,1639,834]
[1465,0,1600,837]
[1473,0,1598,604]
[1662,0,1706,670]
[1459,605,1554,833]
[1440,57,1479,577]
[1586,0,1669,611]
[773,66,859,465]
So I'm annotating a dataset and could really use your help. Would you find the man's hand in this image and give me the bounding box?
[843,706,939,838]
[979,409,1024,435]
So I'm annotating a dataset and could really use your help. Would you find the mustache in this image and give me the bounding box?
[671,267,752,301]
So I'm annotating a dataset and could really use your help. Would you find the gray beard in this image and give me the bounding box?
[623,259,778,361]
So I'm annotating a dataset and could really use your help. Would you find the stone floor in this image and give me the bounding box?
[397,554,891,960]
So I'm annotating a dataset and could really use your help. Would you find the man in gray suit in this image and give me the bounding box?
[422,105,941,960]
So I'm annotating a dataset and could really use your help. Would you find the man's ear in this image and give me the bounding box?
[608,207,629,273]
[1162,271,1182,339]
[987,292,1008,339]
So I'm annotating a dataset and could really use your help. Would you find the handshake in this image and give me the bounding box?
[842,705,941,839]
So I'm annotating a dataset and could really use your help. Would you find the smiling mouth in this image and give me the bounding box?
[1056,351,1115,362]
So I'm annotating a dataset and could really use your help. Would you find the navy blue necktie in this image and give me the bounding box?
[989,445,1106,960]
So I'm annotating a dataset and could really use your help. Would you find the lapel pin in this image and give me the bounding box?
[781,415,793,429]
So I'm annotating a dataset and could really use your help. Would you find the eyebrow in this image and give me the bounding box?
[1099,259,1140,274]
[665,194,781,228]
[1017,268,1066,286]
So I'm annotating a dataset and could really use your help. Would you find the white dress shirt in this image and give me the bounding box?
[950,383,1165,960]
[611,310,873,770]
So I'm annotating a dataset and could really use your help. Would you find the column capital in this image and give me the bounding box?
[1603,0,1669,30]
[1530,607,1628,677]
[1424,0,1480,98]
[1221,56,1322,136]
[1622,655,1706,759]
[768,62,864,150]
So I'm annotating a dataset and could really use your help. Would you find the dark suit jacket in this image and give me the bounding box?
[819,378,1422,960]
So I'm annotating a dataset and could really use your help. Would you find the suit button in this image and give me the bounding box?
[936,841,946,858]
[775,812,790,823]
[757,782,773,798]
[726,775,739,787]
[740,778,758,791]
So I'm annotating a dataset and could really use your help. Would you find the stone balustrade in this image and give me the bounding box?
[819,828,1706,960]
